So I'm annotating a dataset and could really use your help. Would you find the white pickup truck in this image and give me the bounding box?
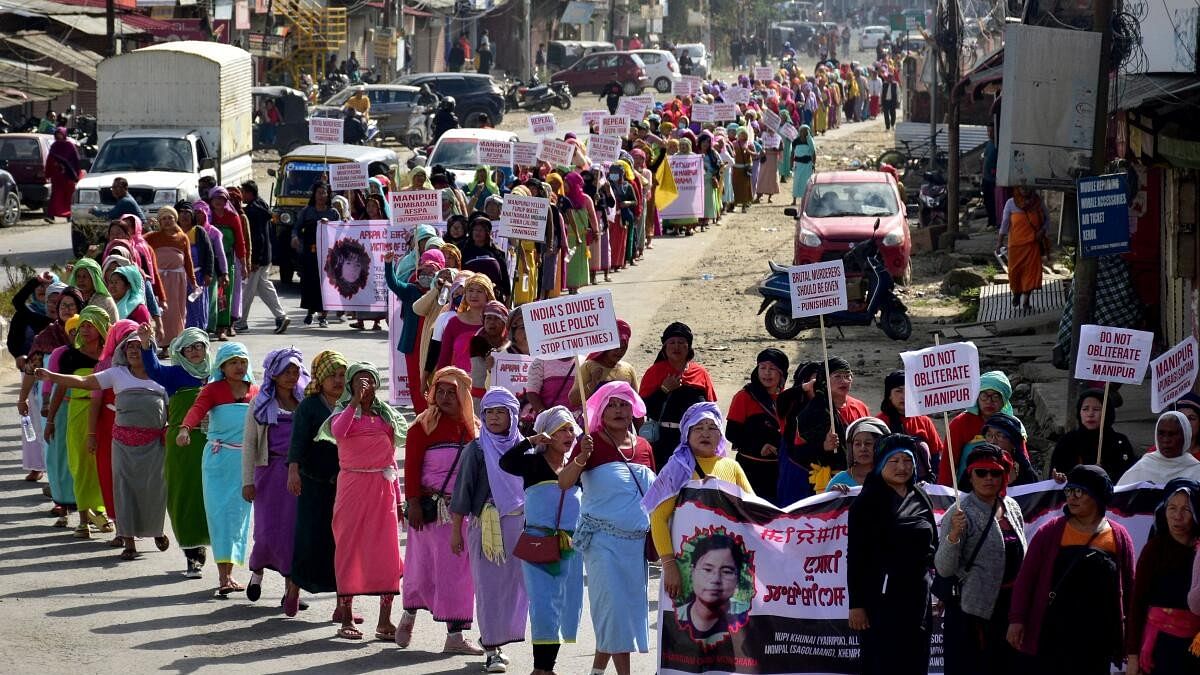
[71,41,253,254]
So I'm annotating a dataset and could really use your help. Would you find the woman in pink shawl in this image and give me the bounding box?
[44,128,80,222]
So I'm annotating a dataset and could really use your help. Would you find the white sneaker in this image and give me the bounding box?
[443,632,485,655]
[494,648,511,665]
[484,652,507,673]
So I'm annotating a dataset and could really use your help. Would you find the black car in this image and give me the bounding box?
[392,73,505,128]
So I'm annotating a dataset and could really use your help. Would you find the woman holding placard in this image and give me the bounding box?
[1050,388,1137,482]
[877,370,945,481]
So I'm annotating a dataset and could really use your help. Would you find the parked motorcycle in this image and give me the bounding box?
[756,218,912,340]
[918,170,947,229]
[549,81,572,110]
[319,72,350,101]
[504,77,568,113]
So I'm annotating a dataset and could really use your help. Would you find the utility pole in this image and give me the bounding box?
[1066,0,1115,412]
[522,0,532,80]
[945,0,961,247]
[106,0,117,56]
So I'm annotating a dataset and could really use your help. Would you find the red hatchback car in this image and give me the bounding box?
[550,51,650,96]
[791,170,911,283]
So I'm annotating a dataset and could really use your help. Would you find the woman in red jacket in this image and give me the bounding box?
[876,370,945,482]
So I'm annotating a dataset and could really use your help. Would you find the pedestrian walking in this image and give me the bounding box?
[237,181,290,334]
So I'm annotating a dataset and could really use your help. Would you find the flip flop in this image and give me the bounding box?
[337,626,363,640]
[119,548,140,561]
[218,581,245,596]
[374,628,396,641]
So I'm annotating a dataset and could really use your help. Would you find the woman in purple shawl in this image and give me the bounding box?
[44,128,80,222]
[242,347,308,613]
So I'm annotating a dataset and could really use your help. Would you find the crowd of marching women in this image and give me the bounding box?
[6,60,1200,675]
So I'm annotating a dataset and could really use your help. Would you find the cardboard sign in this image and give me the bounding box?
[537,138,575,166]
[387,296,414,407]
[1073,324,1155,384]
[308,117,343,144]
[1077,173,1131,258]
[761,107,782,132]
[787,260,847,318]
[1151,336,1199,413]
[658,154,704,219]
[616,98,647,120]
[691,103,716,122]
[492,353,534,394]
[753,66,774,81]
[477,140,513,167]
[512,141,540,167]
[671,78,694,96]
[778,123,798,141]
[316,220,408,312]
[328,161,368,192]
[900,342,981,416]
[497,194,551,242]
[582,110,607,128]
[389,190,442,227]
[528,112,558,136]
[726,86,752,104]
[629,94,655,113]
[683,76,703,94]
[599,114,631,136]
[523,290,620,359]
[714,102,738,121]
[587,134,621,164]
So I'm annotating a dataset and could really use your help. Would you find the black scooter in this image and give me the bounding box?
[756,217,912,340]
[918,170,948,228]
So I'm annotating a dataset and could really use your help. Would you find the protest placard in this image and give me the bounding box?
[316,220,409,313]
[714,102,738,121]
[1073,324,1154,384]
[528,112,558,136]
[726,86,751,104]
[497,194,550,242]
[537,138,575,166]
[582,110,607,128]
[629,94,654,113]
[1151,336,1199,413]
[658,155,704,219]
[387,296,414,407]
[787,260,847,318]
[308,117,343,144]
[671,78,693,96]
[492,353,534,394]
[599,114,631,136]
[760,107,782,131]
[778,123,798,141]
[753,66,774,81]
[477,139,513,167]
[523,290,620,360]
[683,76,703,93]
[691,103,716,122]
[587,134,621,164]
[617,98,647,119]
[328,161,368,192]
[389,190,442,227]
[900,342,981,416]
[512,141,540,167]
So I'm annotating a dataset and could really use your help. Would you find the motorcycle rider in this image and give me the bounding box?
[432,97,460,143]
[343,108,368,145]
[780,41,797,60]
[344,86,371,120]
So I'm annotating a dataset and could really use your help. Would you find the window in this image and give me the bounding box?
[804,182,899,217]
[639,53,660,64]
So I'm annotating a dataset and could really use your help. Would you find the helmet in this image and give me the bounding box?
[439,96,456,111]
[784,41,792,49]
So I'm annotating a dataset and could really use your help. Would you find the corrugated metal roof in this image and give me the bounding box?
[47,13,150,35]
[1111,74,1200,111]
[0,0,106,15]
[0,60,78,102]
[0,32,103,79]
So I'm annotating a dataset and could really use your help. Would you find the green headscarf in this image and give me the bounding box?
[68,258,110,298]
[315,361,408,448]
[169,327,212,380]
[112,265,146,319]
[966,370,1015,416]
[73,305,112,349]
[467,165,499,196]
[210,342,254,384]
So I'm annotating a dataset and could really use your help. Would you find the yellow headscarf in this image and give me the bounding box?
[413,366,477,433]
[458,274,496,314]
[305,350,348,396]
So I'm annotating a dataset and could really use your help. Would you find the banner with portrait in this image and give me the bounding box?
[658,479,1162,675]
[316,219,411,312]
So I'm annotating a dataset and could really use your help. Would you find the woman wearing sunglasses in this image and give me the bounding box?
[1007,464,1135,674]
[935,444,1027,675]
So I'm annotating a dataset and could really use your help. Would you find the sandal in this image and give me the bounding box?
[119,548,140,561]
[53,516,68,528]
[155,535,170,551]
[374,628,396,641]
[24,470,44,482]
[73,523,91,539]
[337,626,363,640]
[349,321,365,330]
[108,536,126,548]
[218,581,245,596]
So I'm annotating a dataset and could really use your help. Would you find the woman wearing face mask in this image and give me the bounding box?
[1007,465,1135,674]
[1118,412,1200,486]
[847,434,938,675]
[877,369,945,480]
[725,349,789,502]
[1125,478,1200,675]
[460,216,511,303]
[939,371,1021,487]
[1050,389,1138,482]
[468,301,509,410]
[826,416,890,491]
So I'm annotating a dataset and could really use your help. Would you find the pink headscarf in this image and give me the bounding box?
[564,171,588,208]
[584,381,646,435]
[96,319,139,370]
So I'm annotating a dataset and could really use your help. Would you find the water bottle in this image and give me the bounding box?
[438,285,451,305]
[187,286,204,302]
[700,273,715,281]
[20,415,36,443]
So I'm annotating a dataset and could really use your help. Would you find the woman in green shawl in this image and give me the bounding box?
[66,258,118,322]
[467,165,500,213]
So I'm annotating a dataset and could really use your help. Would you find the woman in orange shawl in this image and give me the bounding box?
[997,186,1050,311]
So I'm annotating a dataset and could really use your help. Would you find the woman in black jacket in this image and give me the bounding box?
[1050,388,1138,482]
[847,434,938,675]
[7,272,55,368]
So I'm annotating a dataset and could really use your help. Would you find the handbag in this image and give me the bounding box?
[932,500,998,608]
[513,488,567,564]
[638,396,670,444]
[417,434,466,524]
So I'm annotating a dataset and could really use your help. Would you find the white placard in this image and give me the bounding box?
[900,342,981,416]
[587,134,621,164]
[779,122,798,141]
[387,295,414,407]
[389,190,442,227]
[691,103,716,123]
[537,138,575,166]
[761,107,782,132]
[512,141,540,167]
[308,117,343,144]
[616,98,646,119]
[714,102,738,121]
[477,140,513,167]
[492,353,534,394]
[788,260,847,318]
[753,66,774,81]
[498,194,550,242]
[329,161,369,192]
[629,94,654,113]
[523,290,620,359]
[528,113,558,136]
[683,75,703,93]
[599,114,631,136]
[582,110,607,128]
[1073,324,1155,385]
[658,154,704,219]
[316,219,405,313]
[726,86,751,104]
[1151,336,1198,413]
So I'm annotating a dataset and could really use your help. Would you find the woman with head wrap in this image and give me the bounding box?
[939,371,1023,487]
[639,322,718,470]
[506,185,542,306]
[467,165,500,212]
[629,149,654,259]
[310,362,406,640]
[44,127,80,221]
[778,356,869,502]
[692,131,720,232]
[66,257,118,323]
[17,280,65,482]
[6,271,57,368]
[726,349,789,501]
[39,325,170,561]
[847,434,937,674]
[789,124,816,206]
[553,382,656,674]
[398,366,484,654]
[1050,388,1138,482]
[1175,392,1200,460]
[207,186,249,336]
[935,443,1027,675]
[145,206,197,345]
[606,161,637,272]
[459,215,512,302]
[979,413,1039,486]
[756,127,782,202]
[825,416,890,491]
[582,167,611,282]
[569,319,637,409]
[86,319,137,540]
[175,202,216,331]
[240,348,308,611]
[562,171,599,293]
[139,325,213,577]
[43,315,82,523]
[1119,412,1200,486]
[106,264,151,323]
[449,387,530,671]
[178,342,258,595]
[1007,465,1135,674]
[294,182,339,328]
[730,127,756,211]
[467,300,510,408]
[287,350,349,610]
[499,406,585,675]
[384,247,446,414]
[1125,478,1200,674]
[432,274,495,374]
[877,369,946,481]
